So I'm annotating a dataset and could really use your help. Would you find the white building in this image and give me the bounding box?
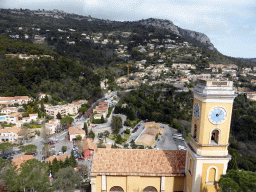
[0,126,21,143]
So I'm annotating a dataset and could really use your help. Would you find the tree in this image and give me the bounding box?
[1,159,52,192]
[76,135,82,140]
[88,130,95,140]
[218,170,256,192]
[78,106,87,114]
[76,141,84,157]
[0,143,13,157]
[103,130,110,142]
[61,146,67,154]
[101,115,105,123]
[83,123,88,135]
[41,100,45,112]
[53,166,82,192]
[111,116,123,134]
[61,116,74,127]
[115,134,123,144]
[41,125,50,141]
[56,112,62,120]
[20,144,37,154]
[70,151,77,167]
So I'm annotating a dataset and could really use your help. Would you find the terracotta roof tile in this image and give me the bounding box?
[91,149,186,176]
[83,138,96,150]
[46,154,71,163]
[12,154,33,169]
[68,126,85,135]
[0,126,21,134]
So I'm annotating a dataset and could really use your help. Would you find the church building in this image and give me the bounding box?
[90,79,236,192]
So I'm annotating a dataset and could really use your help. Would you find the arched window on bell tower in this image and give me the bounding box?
[210,129,220,145]
[206,166,218,184]
[193,124,197,140]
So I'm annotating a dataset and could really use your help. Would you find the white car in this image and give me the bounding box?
[178,145,186,150]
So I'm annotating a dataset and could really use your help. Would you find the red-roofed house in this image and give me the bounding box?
[83,138,96,159]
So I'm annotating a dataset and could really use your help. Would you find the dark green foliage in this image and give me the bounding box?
[78,106,87,113]
[20,144,37,154]
[111,143,119,148]
[228,140,256,172]
[107,107,114,118]
[0,143,13,156]
[92,118,104,124]
[130,139,137,149]
[53,166,82,192]
[61,146,67,154]
[124,129,130,134]
[1,159,52,192]
[56,112,62,120]
[61,116,74,126]
[111,116,123,134]
[70,150,77,167]
[114,85,193,126]
[83,123,88,135]
[76,135,82,140]
[218,170,256,192]
[0,35,103,102]
[101,115,105,123]
[88,130,95,140]
[231,94,256,141]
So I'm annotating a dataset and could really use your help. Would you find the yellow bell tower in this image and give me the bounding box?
[184,79,237,192]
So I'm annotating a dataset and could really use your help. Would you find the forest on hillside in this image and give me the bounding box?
[0,35,102,102]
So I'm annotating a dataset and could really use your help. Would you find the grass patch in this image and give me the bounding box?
[124,133,130,139]
[185,134,191,142]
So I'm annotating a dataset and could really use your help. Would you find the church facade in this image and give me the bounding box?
[90,79,236,192]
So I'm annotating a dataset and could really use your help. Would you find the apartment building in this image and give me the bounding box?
[45,103,80,118]
[45,119,61,134]
[0,126,21,143]
[0,96,32,106]
[1,107,17,114]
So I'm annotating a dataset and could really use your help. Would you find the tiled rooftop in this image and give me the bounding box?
[0,126,21,134]
[83,138,96,150]
[91,149,186,176]
[68,126,85,135]
[46,154,71,163]
[12,154,33,169]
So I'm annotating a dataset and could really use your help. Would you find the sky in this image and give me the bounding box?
[0,0,255,58]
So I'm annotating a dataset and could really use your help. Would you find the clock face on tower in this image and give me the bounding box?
[193,103,200,120]
[208,107,227,124]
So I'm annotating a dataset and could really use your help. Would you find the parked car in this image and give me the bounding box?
[178,145,186,150]
[173,136,185,141]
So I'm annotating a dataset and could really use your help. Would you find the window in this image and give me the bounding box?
[193,124,197,139]
[110,186,124,192]
[206,167,218,184]
[188,158,193,175]
[143,186,157,192]
[211,129,220,145]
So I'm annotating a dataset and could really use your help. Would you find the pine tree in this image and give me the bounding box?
[70,150,77,167]
[228,155,238,171]
[83,123,88,135]
[101,115,105,123]
[64,157,70,168]
[41,100,45,112]
[57,112,62,120]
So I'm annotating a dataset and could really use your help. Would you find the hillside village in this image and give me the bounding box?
[0,8,256,192]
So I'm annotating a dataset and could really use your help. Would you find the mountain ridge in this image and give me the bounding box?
[138,18,216,51]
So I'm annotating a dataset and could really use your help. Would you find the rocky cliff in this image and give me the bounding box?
[139,18,216,51]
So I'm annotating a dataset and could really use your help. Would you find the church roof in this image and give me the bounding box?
[91,149,186,176]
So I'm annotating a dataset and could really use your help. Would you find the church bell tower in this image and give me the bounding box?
[184,79,237,192]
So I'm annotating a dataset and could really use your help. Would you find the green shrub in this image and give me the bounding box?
[124,129,130,134]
